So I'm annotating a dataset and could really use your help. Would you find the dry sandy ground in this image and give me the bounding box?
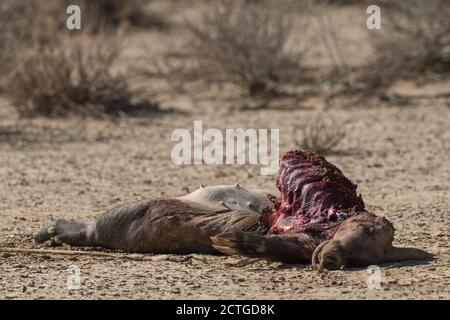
[0,95,449,299]
[0,1,449,300]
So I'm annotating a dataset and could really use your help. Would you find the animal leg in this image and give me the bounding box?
[34,219,95,247]
[210,231,316,263]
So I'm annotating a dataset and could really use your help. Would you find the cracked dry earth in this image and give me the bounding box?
[0,100,449,299]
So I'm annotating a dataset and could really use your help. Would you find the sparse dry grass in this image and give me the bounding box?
[293,112,346,155]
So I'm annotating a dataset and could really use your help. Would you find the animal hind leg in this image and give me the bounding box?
[211,231,316,263]
[34,219,95,247]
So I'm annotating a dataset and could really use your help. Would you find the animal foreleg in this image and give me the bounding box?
[210,231,316,263]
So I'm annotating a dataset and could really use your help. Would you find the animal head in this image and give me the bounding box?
[312,213,434,270]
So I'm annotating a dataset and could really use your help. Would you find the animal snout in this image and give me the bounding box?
[321,252,343,270]
[312,240,345,271]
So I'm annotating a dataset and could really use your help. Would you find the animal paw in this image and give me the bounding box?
[34,219,87,245]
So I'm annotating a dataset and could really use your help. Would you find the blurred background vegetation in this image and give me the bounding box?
[0,0,448,119]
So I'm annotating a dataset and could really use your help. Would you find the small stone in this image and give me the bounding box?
[127,254,143,260]
[166,256,191,263]
[189,254,208,263]
[151,254,169,261]
[398,279,413,286]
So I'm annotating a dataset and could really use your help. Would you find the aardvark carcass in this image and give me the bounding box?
[34,150,433,270]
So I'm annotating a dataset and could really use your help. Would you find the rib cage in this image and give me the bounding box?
[263,150,366,235]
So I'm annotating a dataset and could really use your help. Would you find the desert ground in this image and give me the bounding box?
[0,95,449,299]
[0,1,449,300]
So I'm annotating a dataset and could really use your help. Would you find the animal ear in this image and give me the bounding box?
[383,246,435,262]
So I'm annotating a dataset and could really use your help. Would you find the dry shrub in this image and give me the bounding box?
[294,112,346,155]
[9,34,156,117]
[148,0,310,97]
[318,0,360,4]
[84,0,146,25]
[72,0,166,31]
[363,0,450,90]
[189,0,309,96]
[1,0,157,117]
[0,1,60,77]
[0,0,161,69]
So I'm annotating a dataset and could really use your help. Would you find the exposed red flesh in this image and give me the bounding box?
[263,150,366,237]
